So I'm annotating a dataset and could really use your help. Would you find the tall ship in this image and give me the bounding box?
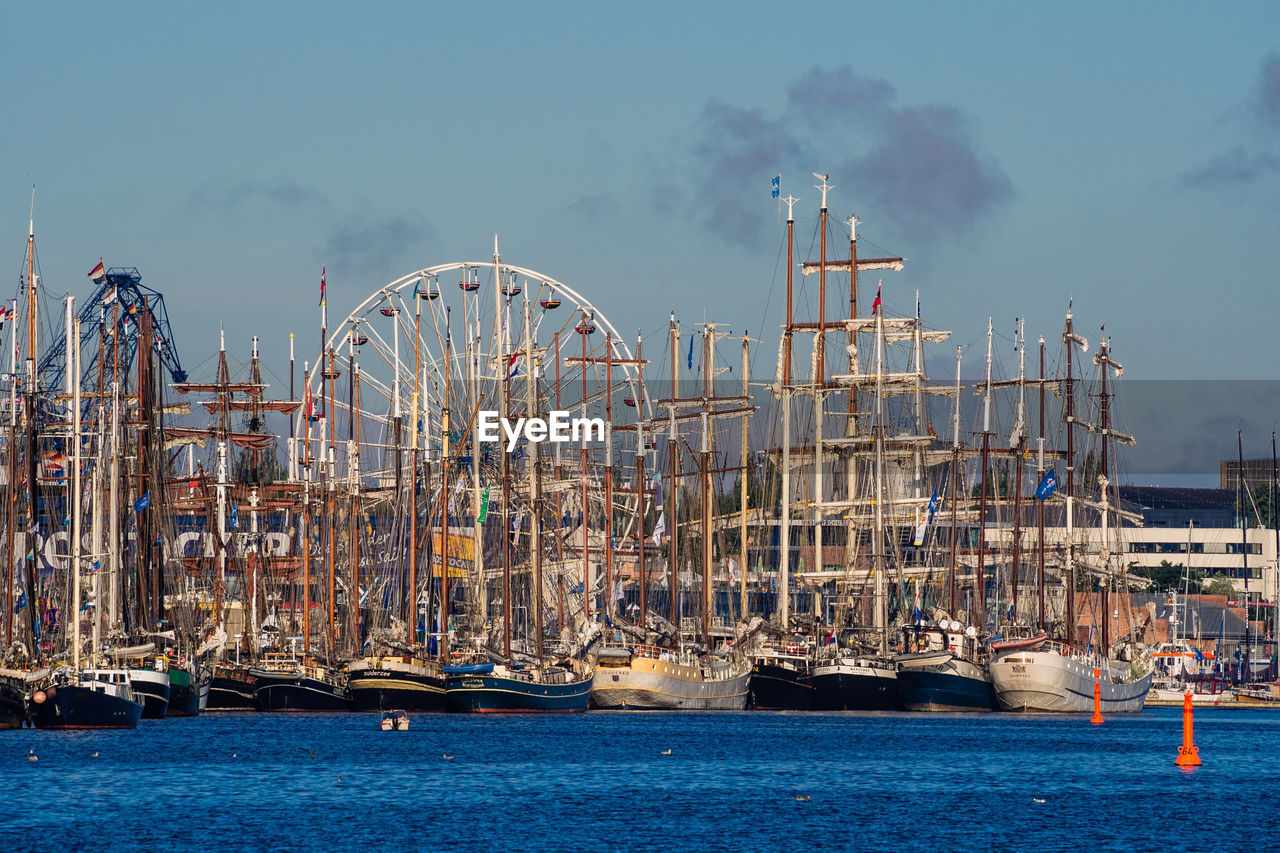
[988,310,1152,712]
[588,313,751,710]
[251,649,351,711]
[748,634,815,710]
[895,621,994,712]
[29,669,144,730]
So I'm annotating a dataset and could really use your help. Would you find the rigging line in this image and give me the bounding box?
[751,232,787,378]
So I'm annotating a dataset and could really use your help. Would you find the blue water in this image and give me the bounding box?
[1,708,1276,851]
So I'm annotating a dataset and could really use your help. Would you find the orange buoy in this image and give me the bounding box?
[1090,668,1104,725]
[1175,691,1202,767]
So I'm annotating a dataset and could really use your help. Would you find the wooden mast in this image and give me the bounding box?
[4,298,16,645]
[440,307,452,661]
[974,319,993,629]
[1064,307,1078,643]
[667,314,680,636]
[302,359,312,649]
[739,332,749,620]
[948,347,962,616]
[1037,337,1047,631]
[635,331,648,639]
[700,325,712,648]
[1010,320,1026,624]
[604,332,614,623]
[21,210,40,655]
[326,346,337,657]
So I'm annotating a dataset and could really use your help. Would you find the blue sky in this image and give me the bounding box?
[2,2,1279,442]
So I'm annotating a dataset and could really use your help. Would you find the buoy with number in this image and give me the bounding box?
[1175,691,1202,767]
[1090,668,1104,725]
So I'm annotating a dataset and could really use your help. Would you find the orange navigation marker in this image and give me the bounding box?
[1175,691,1202,767]
[1090,668,1104,725]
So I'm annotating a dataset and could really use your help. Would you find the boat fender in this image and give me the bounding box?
[32,690,46,704]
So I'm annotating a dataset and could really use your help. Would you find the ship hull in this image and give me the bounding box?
[445,674,591,713]
[29,684,143,729]
[129,670,170,719]
[895,653,994,712]
[348,660,445,712]
[166,670,208,717]
[812,660,900,711]
[252,671,352,712]
[0,680,27,729]
[590,658,749,710]
[208,666,256,711]
[748,663,814,710]
[989,649,1152,713]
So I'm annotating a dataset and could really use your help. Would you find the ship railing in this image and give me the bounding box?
[631,644,675,661]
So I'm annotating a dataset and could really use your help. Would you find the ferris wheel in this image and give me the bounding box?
[291,252,654,496]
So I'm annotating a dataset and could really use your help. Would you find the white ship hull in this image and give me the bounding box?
[590,652,749,710]
[989,647,1152,713]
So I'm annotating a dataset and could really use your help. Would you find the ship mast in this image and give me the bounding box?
[974,319,993,630]
[21,206,40,655]
[1010,319,1027,624]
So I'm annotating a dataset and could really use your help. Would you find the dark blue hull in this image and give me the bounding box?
[0,680,27,729]
[167,680,204,717]
[445,674,591,713]
[29,685,143,729]
[749,664,814,710]
[897,669,995,712]
[253,673,352,711]
[208,672,256,710]
[131,678,170,719]
[812,672,900,711]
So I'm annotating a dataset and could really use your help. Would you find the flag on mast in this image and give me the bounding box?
[88,260,106,283]
[1035,468,1058,501]
[871,282,882,316]
[319,266,327,306]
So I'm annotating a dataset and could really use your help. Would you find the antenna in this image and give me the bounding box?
[783,194,800,222]
[812,173,833,210]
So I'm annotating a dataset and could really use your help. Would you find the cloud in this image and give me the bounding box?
[1182,54,1280,191]
[677,65,1011,247]
[1181,147,1280,189]
[1259,53,1280,131]
[565,193,617,222]
[322,213,434,271]
[188,178,327,213]
[841,104,1013,239]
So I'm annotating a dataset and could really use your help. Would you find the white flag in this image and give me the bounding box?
[652,510,665,546]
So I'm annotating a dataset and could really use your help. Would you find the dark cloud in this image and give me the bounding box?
[188,178,327,212]
[842,105,1012,240]
[687,99,803,247]
[678,65,1011,247]
[1181,146,1280,189]
[1259,53,1280,130]
[786,66,895,124]
[565,193,617,222]
[1182,54,1280,191]
[322,213,434,271]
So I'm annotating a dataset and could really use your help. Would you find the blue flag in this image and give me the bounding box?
[686,331,694,370]
[927,488,940,524]
[1035,469,1058,501]
[771,175,780,198]
[230,500,238,530]
[134,492,150,512]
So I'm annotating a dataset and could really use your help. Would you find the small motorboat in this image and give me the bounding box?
[379,709,410,731]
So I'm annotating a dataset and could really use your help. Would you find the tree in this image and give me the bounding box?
[1202,573,1237,596]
